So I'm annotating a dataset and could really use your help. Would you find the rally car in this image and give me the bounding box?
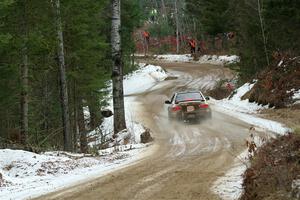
[165,91,211,121]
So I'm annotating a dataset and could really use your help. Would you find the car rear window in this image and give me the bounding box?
[175,92,204,102]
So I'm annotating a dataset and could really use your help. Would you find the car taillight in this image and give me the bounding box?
[172,105,181,111]
[199,104,209,108]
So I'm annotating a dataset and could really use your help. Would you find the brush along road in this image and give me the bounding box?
[36,62,259,200]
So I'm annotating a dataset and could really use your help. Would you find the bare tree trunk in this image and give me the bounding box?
[257,0,269,66]
[193,18,198,51]
[88,102,101,131]
[43,72,49,135]
[161,0,167,19]
[74,104,79,152]
[78,102,88,153]
[73,80,79,152]
[55,0,73,152]
[111,0,126,135]
[175,0,180,54]
[20,0,29,145]
[143,34,148,56]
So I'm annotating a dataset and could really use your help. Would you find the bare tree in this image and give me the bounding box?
[161,0,167,19]
[174,0,180,53]
[78,104,88,153]
[72,81,79,152]
[20,0,29,145]
[111,0,126,135]
[257,0,269,66]
[54,0,73,151]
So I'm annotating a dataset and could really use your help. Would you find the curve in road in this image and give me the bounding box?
[36,62,260,200]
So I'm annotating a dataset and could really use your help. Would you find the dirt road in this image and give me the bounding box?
[36,62,255,200]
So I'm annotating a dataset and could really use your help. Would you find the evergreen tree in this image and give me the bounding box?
[0,0,142,151]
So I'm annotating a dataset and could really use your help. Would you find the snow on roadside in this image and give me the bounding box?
[212,151,248,200]
[292,89,300,100]
[96,63,167,147]
[156,54,192,62]
[0,147,149,200]
[287,88,300,104]
[214,82,266,114]
[124,63,168,95]
[212,135,265,200]
[198,55,240,65]
[211,82,290,135]
[211,82,291,200]
[155,54,239,65]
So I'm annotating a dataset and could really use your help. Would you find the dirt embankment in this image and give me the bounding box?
[240,57,300,200]
[207,80,233,100]
[242,57,300,108]
[241,133,300,200]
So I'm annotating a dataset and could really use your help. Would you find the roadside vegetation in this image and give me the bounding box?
[242,132,300,200]
[242,57,300,108]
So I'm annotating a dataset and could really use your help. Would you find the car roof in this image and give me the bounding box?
[176,91,202,94]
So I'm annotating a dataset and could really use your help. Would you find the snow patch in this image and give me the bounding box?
[0,147,149,200]
[213,134,268,200]
[292,179,300,199]
[288,89,300,100]
[155,54,239,65]
[94,63,167,147]
[211,82,290,135]
[198,55,240,65]
[156,54,192,62]
[286,88,300,104]
[124,63,168,95]
[212,151,248,200]
[214,83,268,114]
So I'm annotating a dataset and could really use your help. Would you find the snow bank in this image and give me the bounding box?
[198,55,240,65]
[287,89,300,104]
[0,147,148,200]
[124,63,168,95]
[156,54,192,62]
[93,63,167,147]
[293,89,300,100]
[155,54,240,65]
[211,82,290,135]
[215,82,268,114]
[212,151,248,200]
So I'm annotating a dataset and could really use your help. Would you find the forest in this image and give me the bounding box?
[0,0,299,153]
[0,0,142,152]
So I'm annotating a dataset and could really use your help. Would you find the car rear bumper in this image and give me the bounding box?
[169,109,211,120]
